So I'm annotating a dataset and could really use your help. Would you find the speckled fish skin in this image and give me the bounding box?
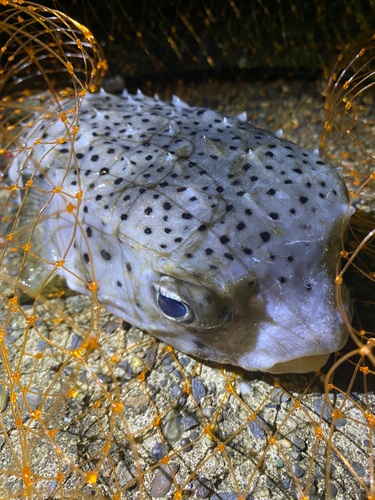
[10,90,354,373]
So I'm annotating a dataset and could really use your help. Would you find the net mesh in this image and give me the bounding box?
[0,2,374,500]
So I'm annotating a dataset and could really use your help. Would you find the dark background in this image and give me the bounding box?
[41,0,375,86]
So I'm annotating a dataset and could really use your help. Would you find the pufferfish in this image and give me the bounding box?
[8,89,354,373]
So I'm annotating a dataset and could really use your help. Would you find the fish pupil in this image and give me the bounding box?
[158,293,187,318]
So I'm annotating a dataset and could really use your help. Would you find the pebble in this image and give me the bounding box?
[313,398,331,421]
[195,477,213,498]
[171,385,182,399]
[63,367,72,376]
[44,479,61,496]
[350,461,365,478]
[161,354,174,366]
[83,366,98,384]
[329,482,338,498]
[180,437,192,452]
[150,463,180,498]
[280,477,291,489]
[25,386,43,411]
[130,356,143,369]
[145,346,157,365]
[162,409,183,442]
[248,416,267,439]
[70,333,83,350]
[289,451,301,461]
[208,381,216,394]
[174,369,183,379]
[37,338,48,351]
[278,439,292,450]
[202,407,215,418]
[124,393,149,414]
[178,393,187,406]
[333,414,347,428]
[181,415,199,431]
[313,398,347,427]
[307,483,317,495]
[147,384,159,397]
[252,487,270,498]
[103,323,118,334]
[315,444,326,456]
[97,372,112,384]
[0,385,8,414]
[239,381,251,395]
[211,493,241,500]
[291,464,306,478]
[283,416,297,431]
[275,459,284,468]
[97,372,113,384]
[151,442,168,461]
[179,356,191,367]
[270,388,290,403]
[191,377,206,404]
[292,436,306,451]
[190,431,199,441]
[118,360,133,378]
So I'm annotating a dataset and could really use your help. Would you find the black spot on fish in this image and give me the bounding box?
[100,250,111,260]
[260,231,271,242]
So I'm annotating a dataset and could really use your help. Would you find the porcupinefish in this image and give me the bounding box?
[8,90,354,373]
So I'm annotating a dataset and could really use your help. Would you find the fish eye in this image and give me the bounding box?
[154,285,195,324]
[157,293,187,318]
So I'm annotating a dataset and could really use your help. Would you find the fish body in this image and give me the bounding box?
[9,90,353,373]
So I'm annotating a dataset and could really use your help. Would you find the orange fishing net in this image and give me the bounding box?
[0,3,374,499]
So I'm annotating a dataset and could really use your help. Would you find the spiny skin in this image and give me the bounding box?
[10,90,354,373]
